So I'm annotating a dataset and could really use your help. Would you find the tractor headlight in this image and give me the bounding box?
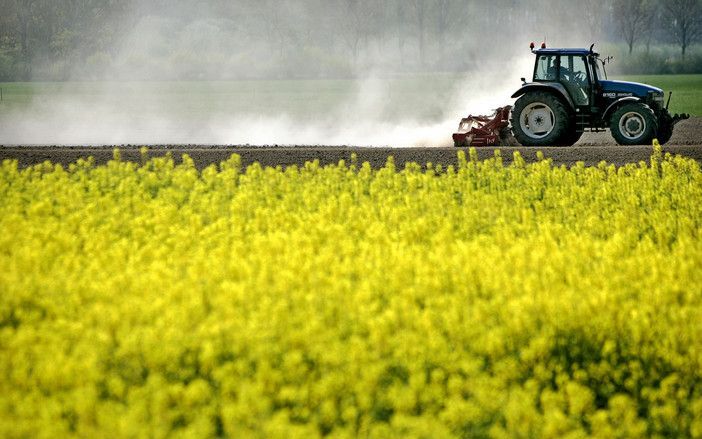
[650,91,665,107]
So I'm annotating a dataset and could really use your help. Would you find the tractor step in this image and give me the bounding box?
[575,111,589,133]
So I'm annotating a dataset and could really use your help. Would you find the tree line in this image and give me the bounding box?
[0,0,701,81]
[614,0,702,57]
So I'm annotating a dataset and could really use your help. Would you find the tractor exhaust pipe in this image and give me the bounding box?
[666,91,672,111]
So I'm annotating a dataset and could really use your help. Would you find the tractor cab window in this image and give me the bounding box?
[559,55,590,106]
[592,57,607,80]
[534,55,557,81]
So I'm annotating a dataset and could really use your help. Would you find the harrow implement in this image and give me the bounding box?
[452,106,517,147]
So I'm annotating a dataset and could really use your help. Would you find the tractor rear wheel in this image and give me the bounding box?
[510,92,572,146]
[610,103,657,145]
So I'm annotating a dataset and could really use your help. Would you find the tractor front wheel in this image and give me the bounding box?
[510,92,572,146]
[610,103,657,146]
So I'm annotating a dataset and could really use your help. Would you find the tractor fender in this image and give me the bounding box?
[511,83,575,110]
[602,97,643,123]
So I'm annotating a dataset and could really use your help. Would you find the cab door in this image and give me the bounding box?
[558,55,591,107]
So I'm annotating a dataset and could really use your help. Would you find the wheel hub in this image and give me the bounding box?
[626,119,641,133]
[618,112,647,140]
[521,103,555,139]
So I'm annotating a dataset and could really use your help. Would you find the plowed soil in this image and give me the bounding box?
[578,116,700,146]
[2,118,701,170]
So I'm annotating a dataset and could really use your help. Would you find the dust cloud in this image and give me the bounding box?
[0,56,535,147]
[0,1,605,147]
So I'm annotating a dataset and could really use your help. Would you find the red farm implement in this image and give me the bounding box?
[452,106,516,147]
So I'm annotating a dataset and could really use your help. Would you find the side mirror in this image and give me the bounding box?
[520,77,526,84]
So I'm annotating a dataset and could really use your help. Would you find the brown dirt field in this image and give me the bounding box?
[2,118,701,170]
[578,116,700,146]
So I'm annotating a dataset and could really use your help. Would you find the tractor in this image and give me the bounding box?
[453,44,689,147]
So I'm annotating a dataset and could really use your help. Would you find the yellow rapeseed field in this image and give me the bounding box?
[1,146,701,438]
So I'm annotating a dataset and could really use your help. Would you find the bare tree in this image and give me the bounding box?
[643,0,660,53]
[6,0,41,78]
[581,0,608,40]
[408,0,428,68]
[337,0,375,66]
[613,0,655,54]
[14,0,36,60]
[395,1,407,65]
[434,0,465,67]
[662,0,702,59]
[0,0,17,42]
[258,0,290,59]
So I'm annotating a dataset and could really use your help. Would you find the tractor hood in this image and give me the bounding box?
[599,80,663,98]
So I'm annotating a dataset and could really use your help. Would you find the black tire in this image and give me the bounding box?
[610,103,657,146]
[510,92,572,147]
[560,130,584,146]
[657,115,674,145]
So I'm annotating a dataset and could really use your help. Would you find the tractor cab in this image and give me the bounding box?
[532,48,596,109]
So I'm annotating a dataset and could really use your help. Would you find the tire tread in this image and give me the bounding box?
[610,103,657,146]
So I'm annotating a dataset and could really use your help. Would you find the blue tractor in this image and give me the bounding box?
[510,44,689,146]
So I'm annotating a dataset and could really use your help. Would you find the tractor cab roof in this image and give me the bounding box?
[533,48,598,57]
